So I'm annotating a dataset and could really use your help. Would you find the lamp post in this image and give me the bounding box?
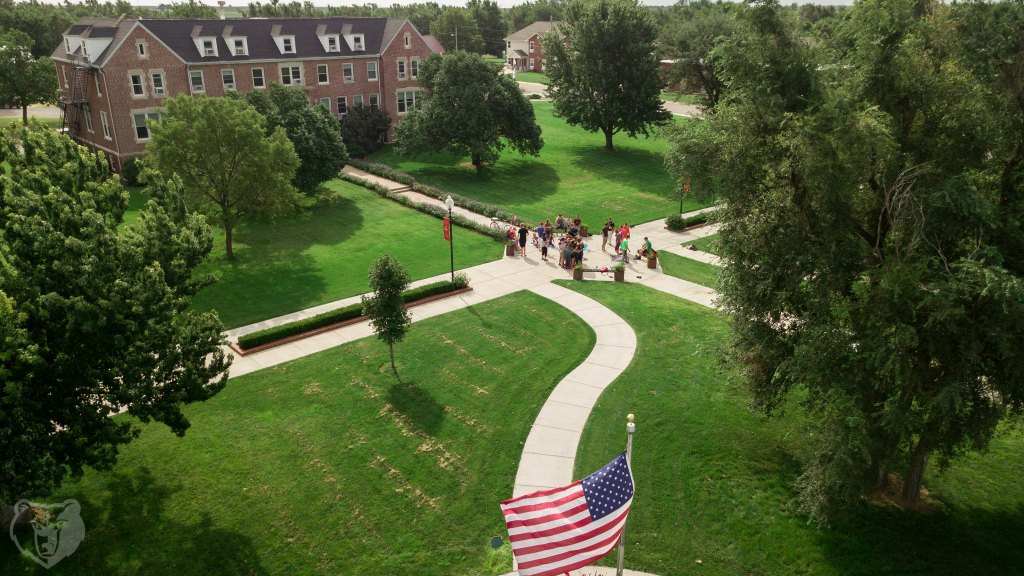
[444,195,455,282]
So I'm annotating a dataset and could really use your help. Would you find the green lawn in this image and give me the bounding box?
[564,282,1024,576]
[661,91,703,106]
[657,251,720,288]
[510,70,550,84]
[372,102,707,231]
[687,232,719,255]
[4,292,595,575]
[186,179,500,328]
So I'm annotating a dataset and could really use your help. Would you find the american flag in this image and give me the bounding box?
[500,452,634,576]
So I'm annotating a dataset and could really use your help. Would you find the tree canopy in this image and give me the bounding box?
[0,30,58,124]
[145,94,300,260]
[341,103,391,158]
[544,0,671,151]
[665,0,1024,524]
[430,7,485,54]
[0,125,230,503]
[658,0,739,110]
[362,254,411,377]
[393,51,543,171]
[244,83,348,195]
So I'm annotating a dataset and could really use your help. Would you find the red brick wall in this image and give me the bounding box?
[380,21,436,138]
[528,33,546,72]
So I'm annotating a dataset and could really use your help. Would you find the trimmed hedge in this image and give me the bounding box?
[666,211,716,230]
[666,213,686,230]
[237,274,470,350]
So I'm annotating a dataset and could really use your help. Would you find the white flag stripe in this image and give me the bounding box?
[516,523,627,576]
[506,506,591,537]
[502,493,588,524]
[512,504,630,565]
[501,483,582,510]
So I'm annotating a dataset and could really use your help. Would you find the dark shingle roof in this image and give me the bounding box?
[139,17,391,63]
[87,26,117,38]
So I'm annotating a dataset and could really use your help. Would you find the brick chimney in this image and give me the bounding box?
[218,1,226,20]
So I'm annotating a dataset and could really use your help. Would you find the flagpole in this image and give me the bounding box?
[616,413,636,576]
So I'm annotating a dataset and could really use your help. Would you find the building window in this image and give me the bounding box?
[529,58,535,69]
[280,65,302,86]
[367,61,378,81]
[132,111,159,141]
[151,71,165,96]
[62,67,68,88]
[252,67,265,88]
[337,96,347,119]
[137,41,147,58]
[318,97,331,112]
[410,59,419,79]
[233,38,246,56]
[318,64,329,84]
[94,73,102,97]
[222,69,235,91]
[129,72,145,97]
[506,40,511,49]
[282,37,294,53]
[352,35,364,50]
[369,93,379,108]
[404,33,411,49]
[99,110,110,139]
[396,90,417,114]
[397,60,406,80]
[529,40,535,53]
[353,94,363,108]
[327,36,338,52]
[82,104,94,133]
[343,63,353,82]
[202,39,215,57]
[190,70,205,93]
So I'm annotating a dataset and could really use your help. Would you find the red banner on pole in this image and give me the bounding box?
[443,217,451,241]
[684,182,691,193]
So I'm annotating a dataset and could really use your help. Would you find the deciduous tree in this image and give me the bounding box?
[341,103,391,158]
[544,0,671,151]
[362,254,411,377]
[665,0,1024,523]
[0,30,58,124]
[659,0,738,110]
[394,51,543,171]
[430,7,484,53]
[0,125,230,503]
[245,83,348,194]
[145,94,300,259]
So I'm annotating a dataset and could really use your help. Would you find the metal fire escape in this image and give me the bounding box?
[60,55,93,144]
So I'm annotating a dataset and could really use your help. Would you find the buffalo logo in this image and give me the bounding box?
[8,499,85,569]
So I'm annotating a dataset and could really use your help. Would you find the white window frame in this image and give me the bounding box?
[252,67,265,89]
[82,103,94,133]
[367,61,378,81]
[369,93,379,108]
[280,64,302,86]
[352,94,363,108]
[190,70,205,94]
[327,35,339,52]
[94,73,102,97]
[529,58,535,69]
[410,58,419,79]
[62,67,68,88]
[317,64,329,84]
[150,70,165,97]
[221,68,236,91]
[233,38,247,56]
[131,110,160,142]
[351,34,364,51]
[343,63,353,82]
[202,39,216,57]
[281,36,295,54]
[318,97,331,112]
[137,40,148,58]
[404,33,411,49]
[397,59,406,80]
[396,89,418,114]
[129,70,146,98]
[337,96,347,119]
[529,40,535,53]
[99,110,111,140]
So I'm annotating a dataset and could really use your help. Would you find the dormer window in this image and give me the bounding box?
[282,37,295,53]
[327,36,338,52]
[64,38,71,52]
[232,38,247,56]
[345,34,364,51]
[202,39,216,57]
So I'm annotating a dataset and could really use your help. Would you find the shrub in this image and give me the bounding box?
[666,213,685,230]
[120,157,142,186]
[237,279,471,350]
[684,212,709,227]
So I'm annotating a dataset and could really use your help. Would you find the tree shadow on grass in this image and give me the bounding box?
[387,381,445,437]
[234,193,364,257]
[816,502,1024,575]
[409,159,561,207]
[566,145,671,191]
[4,467,271,575]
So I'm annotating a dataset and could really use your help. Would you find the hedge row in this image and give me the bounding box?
[237,274,470,350]
[347,158,517,225]
[338,171,508,242]
[666,211,715,230]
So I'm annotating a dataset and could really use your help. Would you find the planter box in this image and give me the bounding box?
[614,268,625,282]
[647,252,658,269]
[573,267,584,280]
[505,244,516,256]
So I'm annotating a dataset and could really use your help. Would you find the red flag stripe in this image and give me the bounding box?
[516,525,626,571]
[513,506,630,556]
[505,503,590,531]
[502,488,585,515]
[508,512,592,542]
[512,504,629,562]
[501,482,582,507]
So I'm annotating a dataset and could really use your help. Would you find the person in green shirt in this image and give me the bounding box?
[619,237,630,262]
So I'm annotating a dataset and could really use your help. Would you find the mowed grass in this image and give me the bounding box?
[4,292,595,575]
[564,282,1024,576]
[372,102,708,230]
[687,232,719,255]
[186,179,500,328]
[657,251,720,288]
[510,70,550,84]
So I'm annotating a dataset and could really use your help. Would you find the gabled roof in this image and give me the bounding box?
[52,18,137,65]
[505,21,560,42]
[422,35,445,54]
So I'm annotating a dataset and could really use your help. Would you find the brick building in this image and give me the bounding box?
[504,21,559,73]
[51,16,441,170]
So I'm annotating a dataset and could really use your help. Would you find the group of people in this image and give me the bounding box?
[506,213,654,269]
